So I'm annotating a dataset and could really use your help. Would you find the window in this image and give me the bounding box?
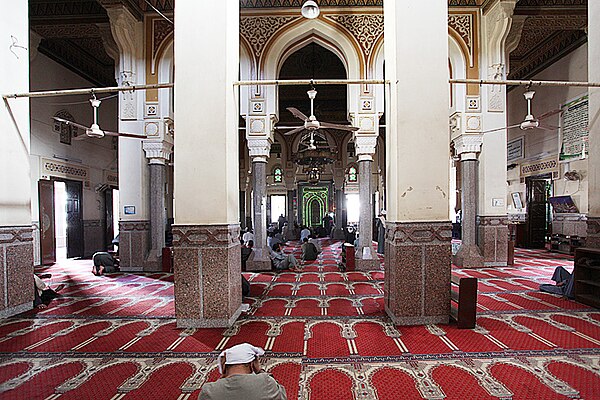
[347,165,358,183]
[273,166,283,183]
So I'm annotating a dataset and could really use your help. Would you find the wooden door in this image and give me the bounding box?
[38,180,56,265]
[526,179,548,248]
[105,189,114,250]
[65,180,84,258]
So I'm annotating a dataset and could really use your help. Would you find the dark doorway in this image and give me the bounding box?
[525,176,552,248]
[65,180,84,258]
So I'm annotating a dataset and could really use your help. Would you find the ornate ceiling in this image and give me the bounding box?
[28,0,587,86]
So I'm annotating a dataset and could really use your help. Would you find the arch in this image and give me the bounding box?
[157,39,174,118]
[370,35,385,112]
[239,39,255,116]
[261,19,363,118]
[448,34,468,113]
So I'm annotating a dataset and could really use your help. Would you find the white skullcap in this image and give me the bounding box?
[218,343,265,373]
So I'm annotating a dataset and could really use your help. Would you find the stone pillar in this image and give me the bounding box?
[452,134,484,268]
[173,0,242,328]
[332,171,346,239]
[587,0,600,248]
[142,138,173,269]
[352,107,381,270]
[384,0,451,325]
[0,1,33,318]
[247,154,272,271]
[286,188,295,226]
[477,0,517,265]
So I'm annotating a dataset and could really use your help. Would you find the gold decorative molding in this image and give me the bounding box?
[448,13,474,66]
[240,15,300,60]
[325,14,383,59]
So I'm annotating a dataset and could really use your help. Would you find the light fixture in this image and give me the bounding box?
[301,1,320,19]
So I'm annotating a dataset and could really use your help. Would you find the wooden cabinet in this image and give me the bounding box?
[573,247,600,308]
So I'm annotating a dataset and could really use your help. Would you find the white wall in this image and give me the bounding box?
[506,44,588,214]
[29,52,118,223]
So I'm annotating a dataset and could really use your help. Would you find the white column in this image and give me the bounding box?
[173,1,241,328]
[587,0,600,247]
[106,5,149,270]
[384,0,451,325]
[0,0,33,317]
[478,0,517,265]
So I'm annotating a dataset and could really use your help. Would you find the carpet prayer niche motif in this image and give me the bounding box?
[0,241,599,399]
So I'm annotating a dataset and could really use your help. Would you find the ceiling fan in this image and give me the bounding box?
[482,90,561,134]
[277,88,359,138]
[53,96,147,140]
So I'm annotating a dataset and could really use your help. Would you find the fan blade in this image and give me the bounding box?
[104,130,147,139]
[482,123,521,134]
[287,107,308,121]
[282,126,306,136]
[319,122,359,131]
[73,132,89,140]
[275,126,303,130]
[537,108,562,121]
[536,124,559,131]
[53,117,90,131]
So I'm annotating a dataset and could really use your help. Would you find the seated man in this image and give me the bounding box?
[301,238,318,262]
[539,266,575,298]
[241,240,254,272]
[269,243,299,271]
[200,343,287,400]
[242,275,251,297]
[92,251,118,276]
[34,275,65,309]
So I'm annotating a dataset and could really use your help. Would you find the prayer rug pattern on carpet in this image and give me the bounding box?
[1,241,599,399]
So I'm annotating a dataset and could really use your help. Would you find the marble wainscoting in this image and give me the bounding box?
[384,222,452,325]
[586,217,600,249]
[552,214,588,238]
[83,220,104,257]
[477,216,509,267]
[172,224,243,328]
[119,220,152,272]
[0,226,34,318]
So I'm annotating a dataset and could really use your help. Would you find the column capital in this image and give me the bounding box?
[450,111,483,140]
[143,139,173,165]
[354,135,378,161]
[453,134,483,160]
[247,138,272,162]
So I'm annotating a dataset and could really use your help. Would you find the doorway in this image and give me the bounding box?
[525,176,552,248]
[270,195,286,225]
[38,179,84,264]
[104,187,120,250]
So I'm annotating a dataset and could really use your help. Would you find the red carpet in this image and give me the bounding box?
[0,241,599,399]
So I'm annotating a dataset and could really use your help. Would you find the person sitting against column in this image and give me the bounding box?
[539,266,575,299]
[300,225,311,242]
[34,275,65,309]
[242,228,255,246]
[301,238,318,262]
[92,251,119,276]
[241,240,254,272]
[199,342,287,400]
[269,242,299,271]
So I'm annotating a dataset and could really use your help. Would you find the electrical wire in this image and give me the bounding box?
[37,93,118,106]
[143,0,173,24]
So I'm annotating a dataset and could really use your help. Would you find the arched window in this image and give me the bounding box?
[273,166,283,183]
[347,165,358,183]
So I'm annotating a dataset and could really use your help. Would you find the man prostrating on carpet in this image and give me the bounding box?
[199,343,287,400]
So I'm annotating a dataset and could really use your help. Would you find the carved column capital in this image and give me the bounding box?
[143,140,173,165]
[247,138,272,163]
[453,134,484,161]
[354,135,378,161]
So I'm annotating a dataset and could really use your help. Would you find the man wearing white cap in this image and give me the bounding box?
[199,343,287,400]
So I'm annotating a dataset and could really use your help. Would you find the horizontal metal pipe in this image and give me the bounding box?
[450,78,600,88]
[2,82,174,99]
[4,77,600,100]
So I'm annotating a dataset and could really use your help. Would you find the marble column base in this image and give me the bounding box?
[246,247,272,271]
[384,222,451,325]
[453,244,484,268]
[172,224,243,328]
[477,216,509,267]
[0,226,33,318]
[586,217,600,249]
[355,246,381,271]
[119,220,155,272]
